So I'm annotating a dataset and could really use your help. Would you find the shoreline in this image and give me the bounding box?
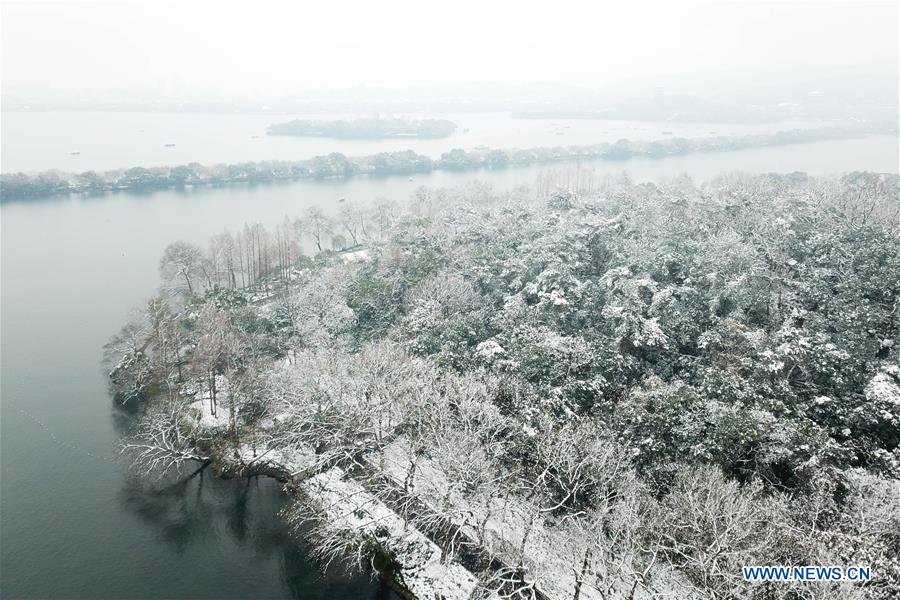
[2,124,894,202]
[107,171,900,599]
[186,397,485,600]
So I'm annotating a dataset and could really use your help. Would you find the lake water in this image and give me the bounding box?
[0,192,400,598]
[1,118,898,599]
[0,110,835,173]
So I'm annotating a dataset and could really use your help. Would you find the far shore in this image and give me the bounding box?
[1,123,895,201]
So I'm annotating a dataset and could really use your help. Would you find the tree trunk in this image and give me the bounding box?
[573,547,592,600]
[209,372,217,416]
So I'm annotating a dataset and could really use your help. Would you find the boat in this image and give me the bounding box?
[164,143,176,147]
[338,197,346,202]
[70,151,81,155]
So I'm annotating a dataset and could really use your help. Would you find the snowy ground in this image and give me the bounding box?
[228,442,319,480]
[187,381,482,600]
[340,248,371,264]
[187,375,233,431]
[372,437,692,600]
[301,467,480,600]
[373,437,595,599]
[184,370,687,599]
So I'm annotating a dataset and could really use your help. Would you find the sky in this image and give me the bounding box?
[1,0,898,99]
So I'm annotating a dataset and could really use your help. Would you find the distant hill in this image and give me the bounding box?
[267,117,457,139]
[514,93,771,123]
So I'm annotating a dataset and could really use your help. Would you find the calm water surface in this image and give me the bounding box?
[0,110,834,173]
[1,130,897,599]
[0,189,399,598]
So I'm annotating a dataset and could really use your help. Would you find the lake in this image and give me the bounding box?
[1,122,897,599]
[1,110,835,173]
[0,190,401,598]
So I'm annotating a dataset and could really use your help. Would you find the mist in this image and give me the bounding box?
[2,0,897,112]
[3,2,900,600]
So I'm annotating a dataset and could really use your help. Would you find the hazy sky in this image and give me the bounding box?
[2,0,897,98]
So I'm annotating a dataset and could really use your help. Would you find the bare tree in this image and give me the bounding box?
[159,241,204,296]
[268,341,437,474]
[191,301,238,417]
[301,207,333,253]
[337,200,369,247]
[209,231,238,288]
[145,296,185,387]
[104,309,153,403]
[648,464,786,600]
[121,399,210,478]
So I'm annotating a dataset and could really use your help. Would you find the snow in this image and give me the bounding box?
[247,289,276,304]
[371,438,599,599]
[475,340,505,359]
[866,367,900,407]
[370,437,693,600]
[548,289,570,306]
[181,361,697,597]
[301,467,479,600]
[231,442,318,479]
[340,249,371,264]
[187,375,232,430]
[215,429,482,597]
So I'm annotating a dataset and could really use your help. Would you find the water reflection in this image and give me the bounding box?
[119,466,399,599]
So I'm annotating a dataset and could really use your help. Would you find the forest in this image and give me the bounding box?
[1,124,890,201]
[108,170,899,600]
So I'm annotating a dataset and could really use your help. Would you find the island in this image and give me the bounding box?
[266,117,458,139]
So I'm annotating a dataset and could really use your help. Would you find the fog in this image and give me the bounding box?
[2,0,897,111]
[2,3,900,600]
